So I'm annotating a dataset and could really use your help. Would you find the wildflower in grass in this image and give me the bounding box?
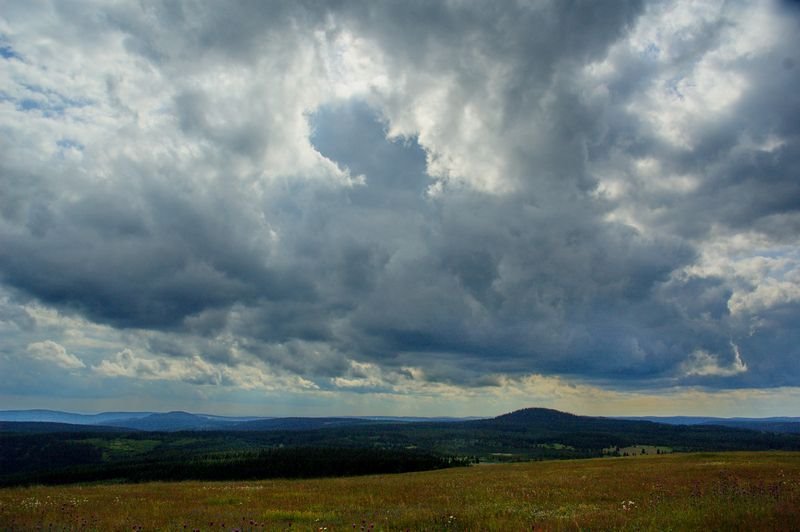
[621,500,636,511]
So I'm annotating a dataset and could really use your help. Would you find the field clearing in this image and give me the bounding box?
[78,438,163,461]
[1,452,798,530]
[602,445,672,457]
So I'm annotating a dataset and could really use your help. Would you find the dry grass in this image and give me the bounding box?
[1,451,798,530]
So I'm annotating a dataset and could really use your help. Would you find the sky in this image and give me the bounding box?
[1,0,799,418]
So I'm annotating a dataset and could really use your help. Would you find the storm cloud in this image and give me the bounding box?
[1,0,799,415]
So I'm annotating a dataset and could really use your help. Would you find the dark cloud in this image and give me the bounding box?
[0,159,315,328]
[1,0,799,403]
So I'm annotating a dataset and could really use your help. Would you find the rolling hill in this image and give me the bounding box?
[3,407,800,486]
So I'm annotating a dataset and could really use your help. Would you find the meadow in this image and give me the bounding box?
[1,451,798,530]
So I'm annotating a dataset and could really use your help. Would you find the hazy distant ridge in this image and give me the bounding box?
[2,408,799,434]
[0,410,476,432]
[616,416,800,433]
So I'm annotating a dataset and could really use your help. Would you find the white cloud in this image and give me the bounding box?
[93,348,318,391]
[26,340,85,369]
[682,344,747,377]
[681,232,800,316]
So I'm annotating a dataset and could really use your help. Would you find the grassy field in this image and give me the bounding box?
[602,445,673,457]
[0,452,798,530]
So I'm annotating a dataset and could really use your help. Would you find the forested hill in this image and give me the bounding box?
[3,407,800,486]
[0,421,133,433]
[5,407,799,434]
[472,407,670,432]
[103,411,235,431]
[477,407,585,428]
[0,410,469,432]
[458,407,800,450]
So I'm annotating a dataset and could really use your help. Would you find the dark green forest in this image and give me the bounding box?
[3,408,799,487]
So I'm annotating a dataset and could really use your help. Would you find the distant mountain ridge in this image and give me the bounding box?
[0,409,476,432]
[616,415,800,433]
[0,421,136,433]
[3,406,800,487]
[0,410,269,431]
[103,411,239,431]
[616,415,800,424]
[0,409,153,425]
[2,407,799,434]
